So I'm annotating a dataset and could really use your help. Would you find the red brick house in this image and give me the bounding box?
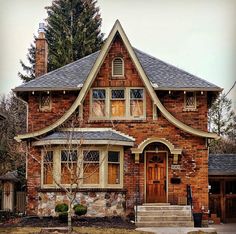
[14,21,222,226]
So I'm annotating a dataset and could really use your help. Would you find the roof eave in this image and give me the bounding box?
[13,86,82,92]
[153,87,223,92]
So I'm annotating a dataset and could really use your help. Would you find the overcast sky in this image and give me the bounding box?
[0,0,235,108]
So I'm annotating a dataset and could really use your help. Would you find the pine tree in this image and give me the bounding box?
[19,0,103,81]
[18,40,36,82]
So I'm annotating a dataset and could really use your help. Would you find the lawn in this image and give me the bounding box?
[0,226,151,234]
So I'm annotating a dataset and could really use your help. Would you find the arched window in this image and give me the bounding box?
[112,57,124,77]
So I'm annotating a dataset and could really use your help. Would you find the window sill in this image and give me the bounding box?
[88,118,147,123]
[183,108,198,112]
[37,187,127,193]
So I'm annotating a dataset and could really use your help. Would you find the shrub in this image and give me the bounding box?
[55,203,68,213]
[73,204,87,216]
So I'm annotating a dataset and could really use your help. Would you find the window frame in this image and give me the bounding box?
[41,146,124,189]
[39,92,52,112]
[90,87,146,120]
[184,91,197,111]
[112,57,124,77]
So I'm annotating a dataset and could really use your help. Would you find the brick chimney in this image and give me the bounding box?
[35,23,48,77]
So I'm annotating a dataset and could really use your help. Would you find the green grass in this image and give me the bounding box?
[0,227,152,234]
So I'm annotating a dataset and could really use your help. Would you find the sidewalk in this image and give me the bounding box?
[136,223,236,234]
[136,227,216,234]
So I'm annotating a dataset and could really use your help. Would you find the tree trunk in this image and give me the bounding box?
[68,203,72,233]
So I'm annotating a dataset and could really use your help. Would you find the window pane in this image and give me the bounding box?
[112,90,124,99]
[108,164,120,184]
[83,163,99,184]
[108,151,120,162]
[44,151,53,162]
[130,89,143,99]
[92,100,106,117]
[61,163,77,184]
[130,100,143,116]
[83,150,100,161]
[209,181,220,194]
[111,100,125,117]
[43,163,53,184]
[61,150,77,161]
[93,89,105,99]
[186,92,195,108]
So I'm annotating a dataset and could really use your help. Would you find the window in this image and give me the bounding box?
[209,180,220,194]
[39,92,51,112]
[130,89,144,117]
[108,151,120,184]
[184,92,196,110]
[226,181,236,194]
[43,151,53,185]
[61,150,77,184]
[111,89,125,117]
[90,88,145,120]
[112,57,124,77]
[91,89,106,117]
[83,150,100,184]
[41,147,123,188]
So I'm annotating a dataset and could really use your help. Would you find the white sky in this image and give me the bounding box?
[0,0,235,109]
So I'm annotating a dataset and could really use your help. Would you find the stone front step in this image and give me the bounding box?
[137,215,192,222]
[142,203,171,206]
[136,205,193,227]
[136,221,194,227]
[137,210,192,216]
[137,205,191,211]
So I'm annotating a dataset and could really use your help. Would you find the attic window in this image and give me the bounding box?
[39,92,51,112]
[112,57,124,77]
[184,92,196,110]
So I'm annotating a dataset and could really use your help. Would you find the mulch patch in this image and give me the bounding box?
[0,216,136,229]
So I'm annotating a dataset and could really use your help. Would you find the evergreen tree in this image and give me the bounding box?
[19,0,103,82]
[18,40,36,82]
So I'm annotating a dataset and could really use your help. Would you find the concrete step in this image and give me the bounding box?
[142,203,171,206]
[137,215,192,222]
[136,220,194,227]
[137,210,192,216]
[137,205,191,211]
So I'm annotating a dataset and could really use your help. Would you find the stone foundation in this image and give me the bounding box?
[38,191,126,217]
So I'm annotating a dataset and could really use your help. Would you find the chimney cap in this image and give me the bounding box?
[38,22,46,34]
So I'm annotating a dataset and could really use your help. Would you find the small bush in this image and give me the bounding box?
[55,203,68,213]
[73,204,87,216]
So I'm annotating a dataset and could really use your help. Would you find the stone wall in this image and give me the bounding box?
[38,191,126,217]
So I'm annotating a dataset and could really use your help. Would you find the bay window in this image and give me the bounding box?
[41,147,123,188]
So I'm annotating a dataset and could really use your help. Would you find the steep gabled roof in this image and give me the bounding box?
[13,49,221,92]
[14,20,220,142]
[209,154,236,176]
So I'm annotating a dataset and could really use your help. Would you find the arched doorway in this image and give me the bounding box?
[131,138,182,203]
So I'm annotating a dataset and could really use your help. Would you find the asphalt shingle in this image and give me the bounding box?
[41,130,134,143]
[209,154,236,175]
[14,48,221,91]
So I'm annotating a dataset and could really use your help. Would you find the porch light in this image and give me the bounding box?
[155,147,158,153]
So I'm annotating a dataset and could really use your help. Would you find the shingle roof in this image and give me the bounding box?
[0,170,19,182]
[39,130,134,143]
[209,154,236,175]
[13,48,221,92]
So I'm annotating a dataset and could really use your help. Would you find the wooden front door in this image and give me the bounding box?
[146,152,167,203]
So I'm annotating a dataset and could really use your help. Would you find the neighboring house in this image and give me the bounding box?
[209,154,236,223]
[13,21,222,224]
